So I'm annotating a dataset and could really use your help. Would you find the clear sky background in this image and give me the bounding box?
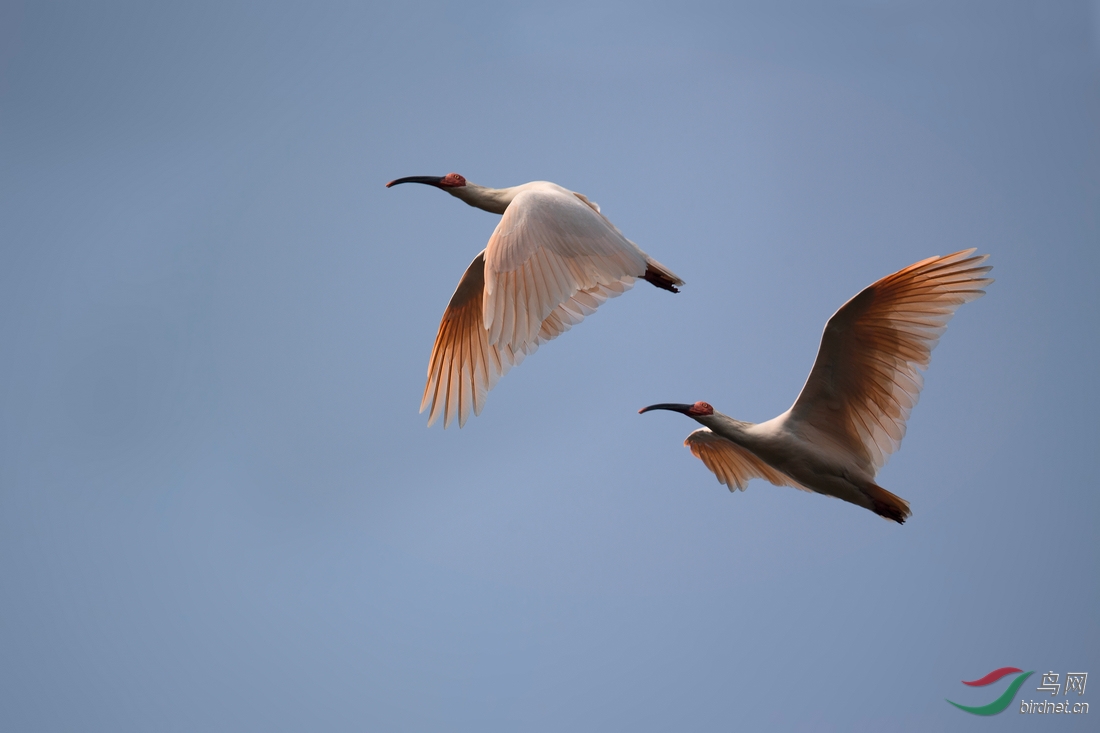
[1,1,1097,730]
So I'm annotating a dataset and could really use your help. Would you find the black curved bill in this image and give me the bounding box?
[638,403,694,415]
[386,175,445,188]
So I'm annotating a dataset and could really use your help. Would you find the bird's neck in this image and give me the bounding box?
[446,183,519,215]
[700,413,757,446]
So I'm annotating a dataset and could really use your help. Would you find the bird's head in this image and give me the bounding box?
[385,172,467,189]
[638,401,715,420]
[385,172,516,214]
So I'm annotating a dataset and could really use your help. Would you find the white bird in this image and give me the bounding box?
[639,250,992,523]
[387,172,684,428]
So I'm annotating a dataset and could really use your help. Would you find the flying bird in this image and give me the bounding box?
[639,249,992,523]
[387,173,683,428]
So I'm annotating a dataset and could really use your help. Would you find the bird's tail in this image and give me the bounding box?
[864,482,912,524]
[643,258,684,293]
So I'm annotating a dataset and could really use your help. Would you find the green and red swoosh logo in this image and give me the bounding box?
[947,667,1034,715]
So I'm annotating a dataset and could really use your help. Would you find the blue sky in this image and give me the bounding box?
[1,1,1097,730]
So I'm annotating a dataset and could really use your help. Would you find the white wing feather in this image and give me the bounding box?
[483,182,648,352]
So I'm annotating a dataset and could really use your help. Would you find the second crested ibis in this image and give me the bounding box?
[640,250,992,524]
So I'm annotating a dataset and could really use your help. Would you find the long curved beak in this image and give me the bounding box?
[638,403,694,415]
[386,175,445,188]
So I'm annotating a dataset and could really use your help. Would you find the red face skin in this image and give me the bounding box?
[687,401,714,417]
[439,173,466,188]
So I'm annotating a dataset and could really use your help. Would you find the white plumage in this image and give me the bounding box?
[387,173,683,428]
[640,250,992,523]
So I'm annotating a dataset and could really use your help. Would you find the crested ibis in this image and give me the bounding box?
[640,250,992,523]
[387,173,683,428]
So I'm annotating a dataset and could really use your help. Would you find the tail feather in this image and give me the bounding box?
[643,259,683,293]
[864,482,912,524]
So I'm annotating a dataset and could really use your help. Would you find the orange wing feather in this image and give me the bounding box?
[787,249,993,473]
[684,429,807,493]
[422,252,640,428]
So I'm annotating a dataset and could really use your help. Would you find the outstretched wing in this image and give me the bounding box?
[785,249,992,473]
[684,429,806,493]
[420,251,520,429]
[421,250,641,428]
[483,182,680,352]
